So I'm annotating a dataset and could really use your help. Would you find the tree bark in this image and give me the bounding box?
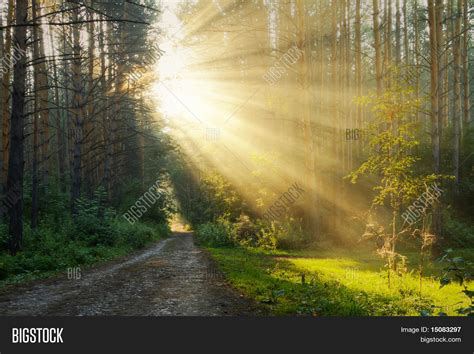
[70,6,84,216]
[31,0,40,229]
[461,0,470,128]
[1,0,14,198]
[395,0,402,65]
[296,0,318,236]
[7,0,28,254]
[428,0,441,174]
[373,0,383,94]
[453,0,462,189]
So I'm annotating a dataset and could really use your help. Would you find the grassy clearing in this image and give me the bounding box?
[207,246,472,316]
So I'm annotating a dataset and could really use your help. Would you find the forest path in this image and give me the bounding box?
[0,232,256,315]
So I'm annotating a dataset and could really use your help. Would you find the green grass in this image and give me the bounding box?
[207,245,472,316]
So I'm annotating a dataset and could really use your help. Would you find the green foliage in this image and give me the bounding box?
[70,188,117,246]
[444,210,474,248]
[195,215,313,251]
[113,220,165,249]
[0,218,168,284]
[438,249,474,315]
[266,217,310,250]
[169,154,247,226]
[186,172,245,224]
[195,215,280,250]
[115,178,173,225]
[349,84,452,288]
[195,220,234,247]
[350,85,438,210]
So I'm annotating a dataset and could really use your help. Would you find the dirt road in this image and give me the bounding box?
[0,232,256,316]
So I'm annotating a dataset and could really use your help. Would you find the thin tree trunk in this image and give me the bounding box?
[462,0,470,128]
[102,20,115,200]
[49,26,66,192]
[0,12,4,218]
[453,0,462,189]
[428,0,441,174]
[7,0,28,254]
[71,6,84,216]
[296,0,317,236]
[37,5,50,185]
[396,0,402,65]
[1,0,14,198]
[428,0,443,241]
[385,0,393,87]
[373,0,383,94]
[31,0,40,229]
[355,0,362,155]
[435,0,445,146]
[84,8,95,196]
[414,0,420,121]
[403,0,409,64]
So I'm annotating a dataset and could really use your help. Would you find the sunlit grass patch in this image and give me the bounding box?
[208,246,471,316]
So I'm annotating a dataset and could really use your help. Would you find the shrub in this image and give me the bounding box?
[254,220,278,250]
[114,220,161,249]
[196,222,233,247]
[269,217,310,250]
[0,254,13,280]
[195,216,278,250]
[232,215,259,246]
[0,218,168,284]
[231,216,277,250]
[444,213,474,248]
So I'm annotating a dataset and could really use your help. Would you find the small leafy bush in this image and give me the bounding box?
[438,250,473,315]
[196,222,233,247]
[444,213,474,248]
[268,217,310,250]
[231,215,259,246]
[114,220,160,249]
[0,253,13,280]
[232,216,277,250]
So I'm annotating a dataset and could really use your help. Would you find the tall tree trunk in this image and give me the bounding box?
[7,0,28,254]
[395,0,402,65]
[453,0,462,189]
[403,0,409,64]
[31,0,40,229]
[49,26,66,192]
[355,0,362,156]
[373,0,383,94]
[414,0,420,121]
[71,6,84,216]
[37,4,50,185]
[435,0,445,146]
[461,0,470,128]
[0,12,4,217]
[102,20,115,200]
[97,19,107,188]
[1,0,14,200]
[385,0,392,87]
[84,8,95,196]
[62,13,73,193]
[296,0,317,236]
[428,0,443,241]
[428,0,441,174]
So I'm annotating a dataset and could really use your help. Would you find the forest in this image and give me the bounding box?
[0,0,472,316]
